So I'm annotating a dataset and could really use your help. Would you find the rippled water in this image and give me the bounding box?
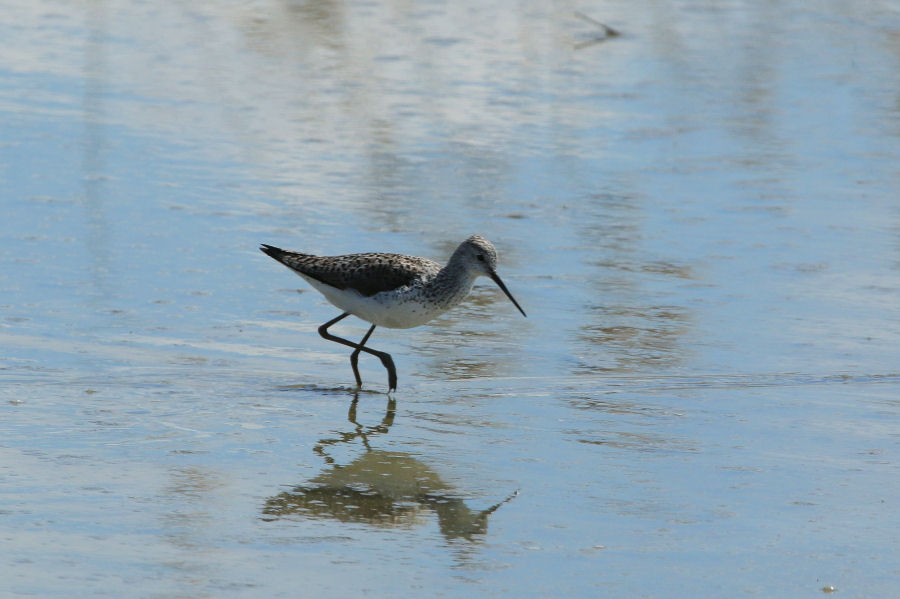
[2,1,899,597]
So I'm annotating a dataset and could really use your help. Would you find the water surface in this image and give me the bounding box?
[2,1,899,597]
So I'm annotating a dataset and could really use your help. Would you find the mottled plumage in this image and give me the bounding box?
[260,235,526,391]
[260,245,440,298]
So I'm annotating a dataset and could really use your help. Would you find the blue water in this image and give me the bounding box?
[2,1,899,597]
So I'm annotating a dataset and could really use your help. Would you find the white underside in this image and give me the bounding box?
[299,274,456,329]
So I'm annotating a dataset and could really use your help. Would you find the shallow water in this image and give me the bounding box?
[2,1,900,597]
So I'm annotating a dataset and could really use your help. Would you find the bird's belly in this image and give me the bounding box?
[316,283,447,329]
[359,296,447,329]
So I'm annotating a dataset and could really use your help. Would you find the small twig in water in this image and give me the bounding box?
[575,11,621,37]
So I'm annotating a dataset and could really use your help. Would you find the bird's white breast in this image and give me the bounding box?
[300,274,458,329]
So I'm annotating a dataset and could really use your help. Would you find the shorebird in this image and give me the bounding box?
[260,235,526,391]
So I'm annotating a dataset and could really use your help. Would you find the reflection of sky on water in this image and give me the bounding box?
[3,0,899,396]
[3,1,900,597]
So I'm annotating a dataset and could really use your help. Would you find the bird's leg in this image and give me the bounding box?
[318,313,399,392]
[349,324,377,388]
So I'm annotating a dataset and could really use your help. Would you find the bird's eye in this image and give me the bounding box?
[476,254,485,262]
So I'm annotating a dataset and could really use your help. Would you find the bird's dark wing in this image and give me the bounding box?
[260,244,439,297]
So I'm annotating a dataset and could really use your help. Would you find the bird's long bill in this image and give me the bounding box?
[489,271,527,318]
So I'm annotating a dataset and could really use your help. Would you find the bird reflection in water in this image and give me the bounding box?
[262,396,516,541]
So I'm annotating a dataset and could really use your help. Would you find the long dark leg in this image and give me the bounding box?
[318,313,398,392]
[349,324,377,388]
